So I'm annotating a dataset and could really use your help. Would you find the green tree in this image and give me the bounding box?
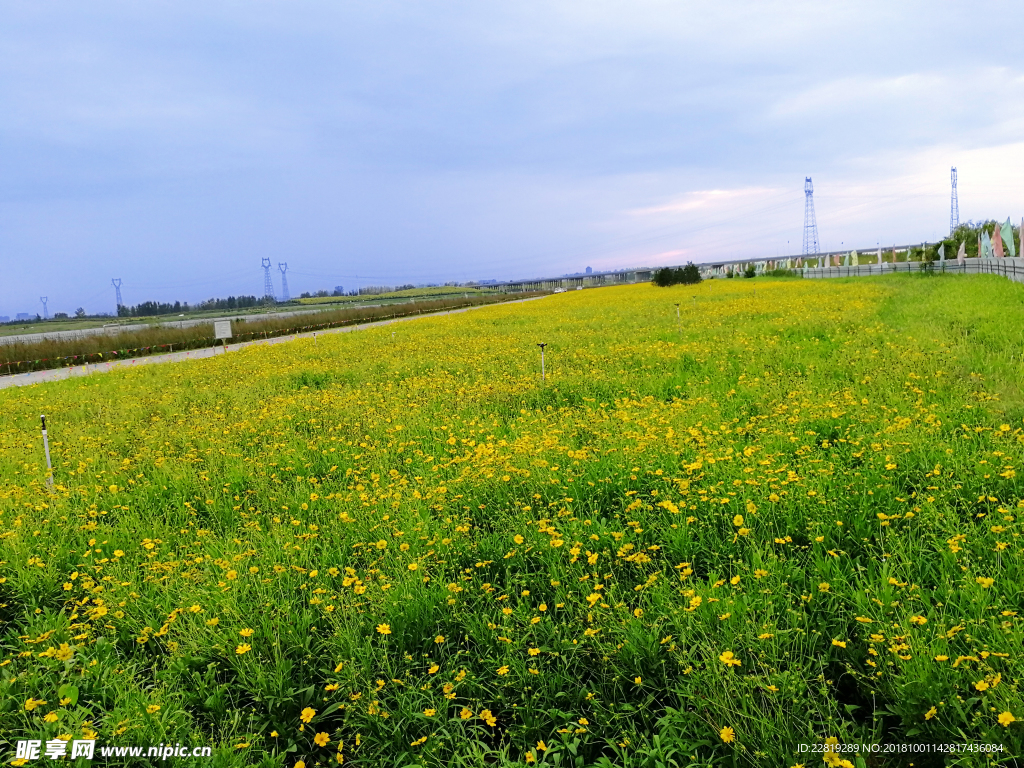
[679,263,702,285]
[653,263,702,287]
[652,267,674,287]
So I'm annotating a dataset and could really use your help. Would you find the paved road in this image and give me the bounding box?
[0,303,400,346]
[0,296,546,390]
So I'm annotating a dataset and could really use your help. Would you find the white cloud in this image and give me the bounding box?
[628,187,782,216]
[3,0,1024,309]
[768,66,1024,145]
[770,73,948,119]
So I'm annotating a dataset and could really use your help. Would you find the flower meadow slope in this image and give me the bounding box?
[1,276,1022,767]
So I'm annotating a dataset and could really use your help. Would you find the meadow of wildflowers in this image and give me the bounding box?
[1,275,1022,767]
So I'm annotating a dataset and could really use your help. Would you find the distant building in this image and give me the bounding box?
[16,313,31,320]
[585,266,592,274]
[0,316,8,322]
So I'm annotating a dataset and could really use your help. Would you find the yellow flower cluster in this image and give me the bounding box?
[1,277,1022,763]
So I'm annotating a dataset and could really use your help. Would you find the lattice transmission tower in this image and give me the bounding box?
[40,297,48,319]
[262,258,275,301]
[278,263,289,302]
[950,167,959,235]
[111,279,123,311]
[803,177,820,255]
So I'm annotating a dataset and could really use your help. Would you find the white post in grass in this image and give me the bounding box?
[674,303,681,337]
[40,415,54,492]
[537,343,547,384]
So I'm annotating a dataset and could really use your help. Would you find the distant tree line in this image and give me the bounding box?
[117,295,260,317]
[652,263,702,287]
[358,284,417,295]
[299,289,356,298]
[293,282,480,299]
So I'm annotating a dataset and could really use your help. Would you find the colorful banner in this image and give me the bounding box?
[1000,218,1016,258]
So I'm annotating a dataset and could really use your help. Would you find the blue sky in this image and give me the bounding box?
[2,1,1023,315]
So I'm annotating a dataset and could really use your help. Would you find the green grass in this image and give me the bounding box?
[0,274,1022,767]
[297,286,497,305]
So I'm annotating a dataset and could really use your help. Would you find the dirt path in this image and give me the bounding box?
[0,295,547,390]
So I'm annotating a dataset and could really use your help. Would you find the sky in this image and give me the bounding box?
[2,1,1023,315]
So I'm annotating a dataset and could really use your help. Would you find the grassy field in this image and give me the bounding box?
[1,276,1022,767]
[296,286,497,306]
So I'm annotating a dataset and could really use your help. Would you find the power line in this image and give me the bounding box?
[950,167,959,235]
[261,258,274,301]
[803,177,820,255]
[278,262,290,302]
[131,266,252,291]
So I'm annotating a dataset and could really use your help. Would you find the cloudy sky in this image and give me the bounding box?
[2,1,1023,315]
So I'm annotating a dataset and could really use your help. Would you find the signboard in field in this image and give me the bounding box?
[214,320,232,340]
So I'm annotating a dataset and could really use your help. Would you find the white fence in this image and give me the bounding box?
[798,257,1024,284]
